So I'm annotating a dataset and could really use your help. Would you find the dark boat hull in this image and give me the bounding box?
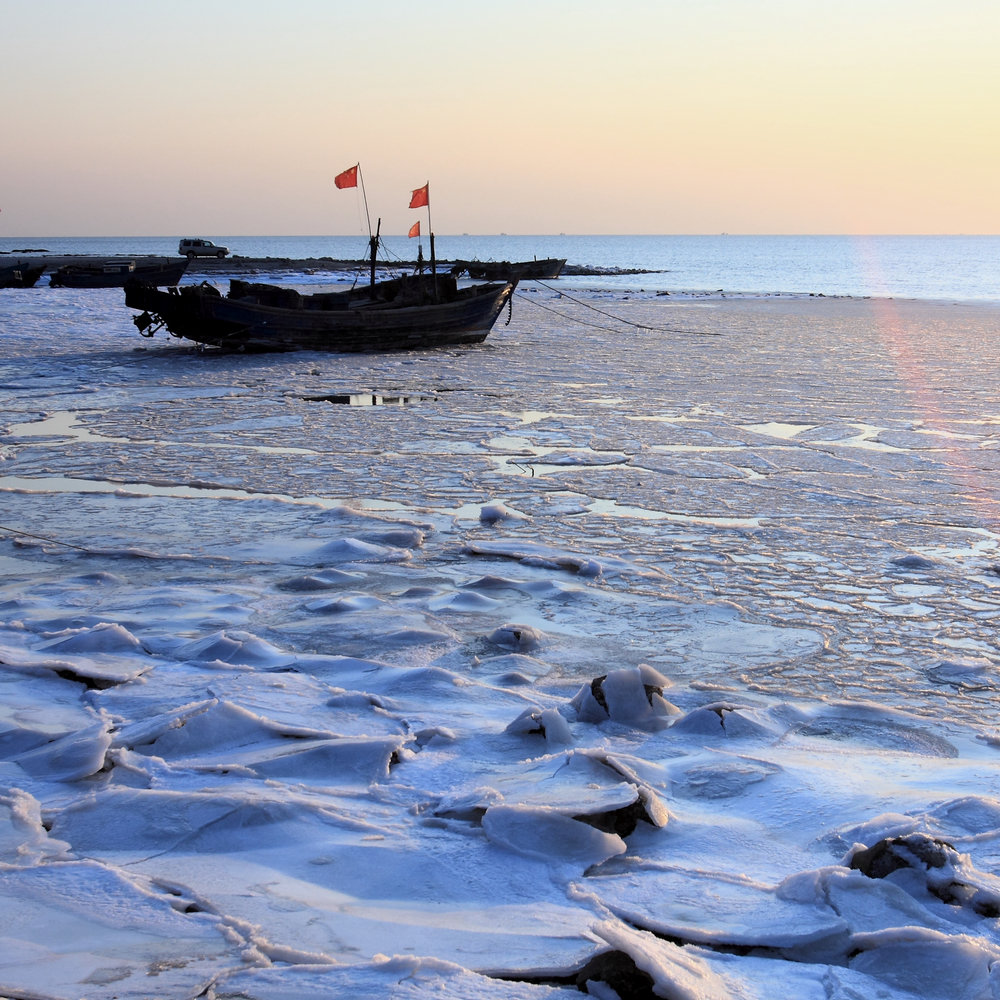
[456,258,566,281]
[51,259,189,288]
[124,273,517,352]
[0,262,45,288]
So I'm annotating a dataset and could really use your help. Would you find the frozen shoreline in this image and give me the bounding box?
[2,287,1000,998]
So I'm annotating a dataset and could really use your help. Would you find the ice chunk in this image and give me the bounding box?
[570,666,679,730]
[482,804,626,866]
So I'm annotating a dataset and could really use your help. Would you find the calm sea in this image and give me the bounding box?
[2,235,998,302]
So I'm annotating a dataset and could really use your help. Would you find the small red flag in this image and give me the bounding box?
[334,165,358,189]
[408,221,420,238]
[409,183,429,209]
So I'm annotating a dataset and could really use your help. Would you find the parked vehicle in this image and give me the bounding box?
[178,238,229,259]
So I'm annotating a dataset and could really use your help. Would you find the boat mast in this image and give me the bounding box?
[370,218,380,290]
[428,207,436,278]
[425,192,436,296]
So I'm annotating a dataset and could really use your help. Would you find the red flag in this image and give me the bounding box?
[334,165,358,189]
[408,221,420,238]
[409,183,429,209]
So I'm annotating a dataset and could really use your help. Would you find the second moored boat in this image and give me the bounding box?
[51,258,189,289]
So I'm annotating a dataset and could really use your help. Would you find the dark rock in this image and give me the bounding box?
[574,798,654,838]
[849,833,954,879]
[575,950,658,998]
[848,833,1000,917]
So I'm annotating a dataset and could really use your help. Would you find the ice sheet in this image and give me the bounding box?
[2,287,1000,998]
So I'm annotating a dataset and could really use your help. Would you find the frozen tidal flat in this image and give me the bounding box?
[2,285,1000,998]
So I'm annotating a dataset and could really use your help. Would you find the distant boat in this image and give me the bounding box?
[0,261,45,288]
[452,258,566,281]
[50,258,189,289]
[125,272,516,353]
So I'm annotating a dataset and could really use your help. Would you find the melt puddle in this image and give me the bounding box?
[6,409,316,456]
[588,498,762,528]
[302,393,437,406]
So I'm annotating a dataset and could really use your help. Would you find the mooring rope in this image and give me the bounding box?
[515,292,649,334]
[516,282,721,337]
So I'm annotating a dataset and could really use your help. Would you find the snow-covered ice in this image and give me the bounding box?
[2,283,1000,998]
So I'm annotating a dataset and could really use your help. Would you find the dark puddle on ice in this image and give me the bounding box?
[302,392,437,406]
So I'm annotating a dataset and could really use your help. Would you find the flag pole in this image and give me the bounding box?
[335,163,375,285]
[354,163,376,289]
[409,181,434,288]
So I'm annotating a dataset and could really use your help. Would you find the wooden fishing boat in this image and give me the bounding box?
[125,272,517,352]
[126,185,517,352]
[452,257,566,281]
[50,258,188,289]
[0,261,45,288]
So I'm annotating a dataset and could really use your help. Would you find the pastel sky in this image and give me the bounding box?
[3,0,997,236]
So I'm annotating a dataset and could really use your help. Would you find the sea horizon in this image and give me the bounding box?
[4,233,998,302]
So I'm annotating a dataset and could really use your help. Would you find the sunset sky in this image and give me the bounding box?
[3,0,997,236]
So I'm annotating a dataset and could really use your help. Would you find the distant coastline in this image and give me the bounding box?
[2,253,659,278]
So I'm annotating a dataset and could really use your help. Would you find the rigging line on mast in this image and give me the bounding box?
[515,290,720,337]
[357,163,373,240]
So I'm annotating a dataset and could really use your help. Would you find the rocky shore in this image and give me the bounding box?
[3,253,661,278]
